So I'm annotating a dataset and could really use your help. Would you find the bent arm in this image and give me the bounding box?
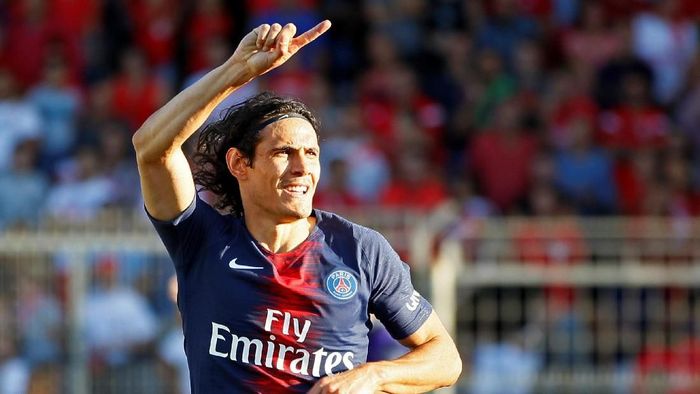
[132,21,331,221]
[372,311,462,393]
[309,311,462,393]
[133,62,252,221]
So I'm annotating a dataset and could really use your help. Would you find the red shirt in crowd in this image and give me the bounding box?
[634,338,700,394]
[4,5,83,88]
[514,219,588,307]
[598,105,671,150]
[186,5,232,73]
[111,75,166,130]
[128,0,179,67]
[550,94,598,148]
[470,131,539,212]
[313,189,360,210]
[378,178,448,211]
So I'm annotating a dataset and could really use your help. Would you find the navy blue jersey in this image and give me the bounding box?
[148,196,432,393]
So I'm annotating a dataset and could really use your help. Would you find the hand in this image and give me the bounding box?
[307,365,381,394]
[230,20,331,80]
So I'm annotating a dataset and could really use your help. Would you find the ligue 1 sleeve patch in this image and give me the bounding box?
[325,270,358,300]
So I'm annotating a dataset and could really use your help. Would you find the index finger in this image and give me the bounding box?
[291,20,331,50]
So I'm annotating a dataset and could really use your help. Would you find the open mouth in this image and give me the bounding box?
[283,185,310,195]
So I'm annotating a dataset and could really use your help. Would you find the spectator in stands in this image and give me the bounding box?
[472,48,517,129]
[364,0,426,60]
[474,0,539,71]
[515,184,592,373]
[75,80,119,146]
[2,0,83,89]
[84,255,160,394]
[0,298,29,394]
[313,158,360,210]
[513,39,546,94]
[359,30,404,144]
[379,154,448,211]
[470,97,539,213]
[469,310,542,394]
[450,179,496,220]
[632,0,698,104]
[615,148,658,215]
[436,180,495,264]
[544,69,598,150]
[389,67,447,165]
[559,0,625,82]
[0,68,42,173]
[110,47,169,131]
[185,0,234,74]
[554,115,617,215]
[319,105,390,202]
[96,121,141,208]
[28,53,81,168]
[0,332,28,394]
[44,145,115,221]
[594,22,654,110]
[127,0,179,80]
[632,294,700,394]
[0,140,48,229]
[515,183,588,265]
[663,151,700,217]
[675,55,700,165]
[598,71,671,150]
[15,272,63,368]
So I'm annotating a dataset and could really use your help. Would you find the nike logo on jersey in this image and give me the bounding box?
[229,258,263,270]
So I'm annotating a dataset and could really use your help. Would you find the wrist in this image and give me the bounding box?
[218,57,256,88]
[363,361,389,391]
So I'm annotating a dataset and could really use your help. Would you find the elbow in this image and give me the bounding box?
[132,124,162,164]
[132,127,149,160]
[449,353,463,386]
[439,343,462,388]
[445,350,462,387]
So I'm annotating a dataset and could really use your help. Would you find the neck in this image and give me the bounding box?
[243,210,316,253]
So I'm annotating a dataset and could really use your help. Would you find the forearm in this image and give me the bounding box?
[369,336,462,393]
[133,59,252,162]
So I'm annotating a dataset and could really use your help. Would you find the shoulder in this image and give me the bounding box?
[314,209,391,252]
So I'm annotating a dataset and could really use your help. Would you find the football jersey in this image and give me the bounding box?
[148,195,432,393]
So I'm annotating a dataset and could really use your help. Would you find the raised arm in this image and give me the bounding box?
[132,20,331,220]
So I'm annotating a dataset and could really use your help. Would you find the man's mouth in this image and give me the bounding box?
[283,185,310,195]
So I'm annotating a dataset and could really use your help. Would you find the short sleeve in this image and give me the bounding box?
[146,195,224,272]
[365,231,432,340]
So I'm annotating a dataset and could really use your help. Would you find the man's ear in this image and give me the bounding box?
[226,147,249,180]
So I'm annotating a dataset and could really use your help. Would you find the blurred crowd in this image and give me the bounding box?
[2,0,700,392]
[1,0,700,231]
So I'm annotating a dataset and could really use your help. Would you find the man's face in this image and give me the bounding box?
[241,117,320,222]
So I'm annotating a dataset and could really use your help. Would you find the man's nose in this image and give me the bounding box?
[289,150,312,175]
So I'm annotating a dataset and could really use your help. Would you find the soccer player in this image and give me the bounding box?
[133,20,462,393]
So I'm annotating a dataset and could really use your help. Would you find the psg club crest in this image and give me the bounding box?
[326,270,358,300]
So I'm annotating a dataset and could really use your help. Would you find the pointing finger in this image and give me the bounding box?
[290,20,331,52]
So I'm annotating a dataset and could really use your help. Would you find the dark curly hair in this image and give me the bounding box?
[193,92,320,217]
